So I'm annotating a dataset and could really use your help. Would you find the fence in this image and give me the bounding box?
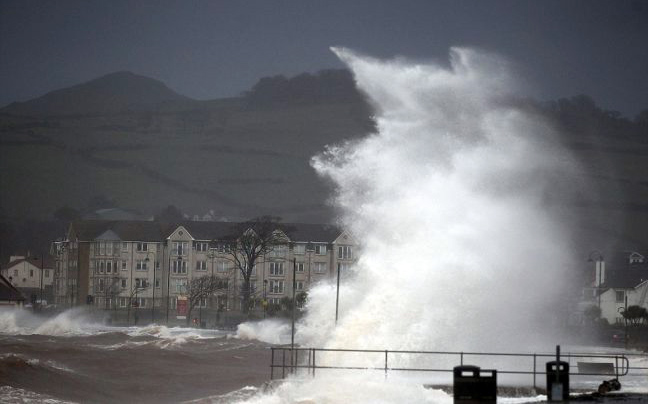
[270,347,639,390]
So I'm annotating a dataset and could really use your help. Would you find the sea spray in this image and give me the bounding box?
[304,47,580,354]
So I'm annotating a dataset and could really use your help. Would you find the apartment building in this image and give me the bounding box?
[51,220,357,324]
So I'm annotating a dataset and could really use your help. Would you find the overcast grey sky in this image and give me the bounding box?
[1,0,647,117]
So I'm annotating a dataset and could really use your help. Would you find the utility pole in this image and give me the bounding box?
[291,258,297,371]
[335,262,341,324]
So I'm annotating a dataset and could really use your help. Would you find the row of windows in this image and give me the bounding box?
[8,269,50,278]
[91,241,352,259]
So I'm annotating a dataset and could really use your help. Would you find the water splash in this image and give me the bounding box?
[235,319,292,345]
[303,47,579,353]
[0,308,99,336]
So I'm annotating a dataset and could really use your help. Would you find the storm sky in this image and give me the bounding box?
[1,0,647,117]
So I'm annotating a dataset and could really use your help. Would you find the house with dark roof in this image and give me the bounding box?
[52,219,357,325]
[578,251,648,325]
[1,256,54,305]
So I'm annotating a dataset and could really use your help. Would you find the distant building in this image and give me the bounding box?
[51,220,357,324]
[578,251,648,325]
[1,255,54,304]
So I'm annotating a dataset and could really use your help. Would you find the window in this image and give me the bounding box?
[616,290,625,303]
[198,298,208,308]
[30,269,34,277]
[155,278,160,288]
[13,269,17,276]
[314,262,326,273]
[338,246,353,260]
[136,260,148,270]
[45,270,50,278]
[296,281,305,291]
[121,278,127,288]
[269,280,284,294]
[98,278,105,292]
[119,297,128,307]
[155,261,160,270]
[315,244,327,255]
[133,297,146,308]
[195,242,208,252]
[196,260,207,270]
[106,261,113,273]
[296,262,305,272]
[137,242,148,252]
[269,297,281,306]
[174,242,188,256]
[122,242,128,251]
[270,245,287,257]
[122,261,127,270]
[135,278,148,288]
[216,261,228,272]
[99,241,106,256]
[293,243,305,255]
[217,279,229,289]
[174,279,187,293]
[216,243,231,253]
[270,262,284,276]
[172,260,187,274]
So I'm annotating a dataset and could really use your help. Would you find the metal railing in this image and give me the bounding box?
[270,347,634,390]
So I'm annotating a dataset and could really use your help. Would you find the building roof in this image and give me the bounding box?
[5,256,54,270]
[602,260,648,289]
[67,220,343,244]
[0,274,25,302]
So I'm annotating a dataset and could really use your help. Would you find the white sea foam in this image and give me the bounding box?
[0,386,76,404]
[302,46,581,354]
[239,46,591,402]
[0,308,101,336]
[235,319,292,345]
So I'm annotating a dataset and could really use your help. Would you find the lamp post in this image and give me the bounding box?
[335,262,341,325]
[263,279,268,318]
[291,258,297,371]
[144,251,156,324]
[588,251,605,309]
[38,253,44,310]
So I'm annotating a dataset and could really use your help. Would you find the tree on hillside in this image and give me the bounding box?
[219,216,288,315]
[184,275,220,325]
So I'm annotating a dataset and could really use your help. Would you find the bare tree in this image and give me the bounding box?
[185,275,220,325]
[219,216,288,315]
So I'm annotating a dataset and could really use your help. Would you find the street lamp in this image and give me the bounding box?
[144,250,157,323]
[263,279,268,318]
[588,251,605,309]
[335,262,341,325]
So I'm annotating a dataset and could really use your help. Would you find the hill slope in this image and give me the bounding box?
[1,71,192,116]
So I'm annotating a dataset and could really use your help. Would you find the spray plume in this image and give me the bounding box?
[300,47,579,353]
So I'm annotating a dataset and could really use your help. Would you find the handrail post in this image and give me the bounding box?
[533,353,538,391]
[460,352,464,366]
[313,349,316,377]
[385,350,388,379]
[282,349,286,379]
[270,348,275,380]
